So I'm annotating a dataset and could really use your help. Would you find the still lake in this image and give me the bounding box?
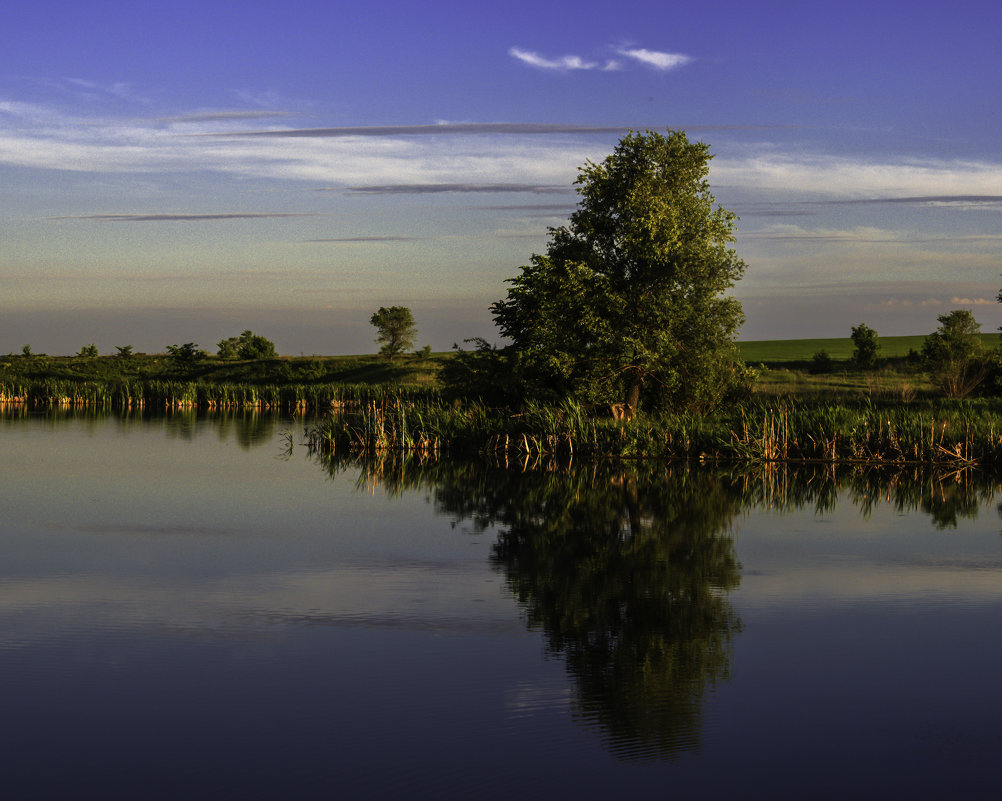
[2,410,1000,800]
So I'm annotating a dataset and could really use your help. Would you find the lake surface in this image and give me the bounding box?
[2,410,1000,800]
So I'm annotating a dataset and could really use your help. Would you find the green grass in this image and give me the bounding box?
[306,396,1002,466]
[738,334,999,363]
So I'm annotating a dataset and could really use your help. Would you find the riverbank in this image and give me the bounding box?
[305,396,1002,466]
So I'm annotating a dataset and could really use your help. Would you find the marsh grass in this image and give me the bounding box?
[306,397,1002,466]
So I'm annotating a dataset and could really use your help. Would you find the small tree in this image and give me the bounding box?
[850,324,880,370]
[370,306,417,358]
[166,342,203,371]
[115,345,134,359]
[77,343,99,358]
[21,344,33,357]
[218,330,276,360]
[922,310,985,397]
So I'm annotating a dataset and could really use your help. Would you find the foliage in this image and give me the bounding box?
[217,330,277,360]
[414,344,433,359]
[165,342,203,371]
[810,350,834,374]
[439,338,526,406]
[370,306,418,358]
[850,323,880,369]
[21,344,32,357]
[76,344,99,358]
[738,334,996,364]
[922,310,986,398]
[115,345,134,359]
[487,129,747,413]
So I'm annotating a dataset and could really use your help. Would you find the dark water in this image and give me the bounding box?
[1,410,1000,799]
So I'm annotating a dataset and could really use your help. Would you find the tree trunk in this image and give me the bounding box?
[625,370,642,417]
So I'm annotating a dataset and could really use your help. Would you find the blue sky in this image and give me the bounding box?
[3,0,1000,354]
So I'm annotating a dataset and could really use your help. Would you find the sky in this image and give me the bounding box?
[2,0,1001,355]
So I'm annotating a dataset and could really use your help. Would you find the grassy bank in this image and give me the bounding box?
[305,396,1002,466]
[0,352,442,410]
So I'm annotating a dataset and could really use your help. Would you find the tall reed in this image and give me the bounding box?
[306,397,1002,466]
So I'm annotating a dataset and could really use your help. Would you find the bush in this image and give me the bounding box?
[810,350,834,374]
[922,310,986,398]
[218,330,277,360]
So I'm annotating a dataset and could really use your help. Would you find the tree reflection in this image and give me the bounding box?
[313,452,1002,758]
[319,454,746,760]
[474,465,744,761]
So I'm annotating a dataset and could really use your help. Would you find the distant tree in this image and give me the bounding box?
[21,344,32,357]
[217,330,277,360]
[370,306,417,358]
[850,324,880,370]
[217,337,239,360]
[166,342,203,371]
[115,345,134,359]
[414,344,433,359]
[922,310,985,398]
[77,344,99,358]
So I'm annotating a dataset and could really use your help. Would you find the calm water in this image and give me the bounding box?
[2,410,1000,800]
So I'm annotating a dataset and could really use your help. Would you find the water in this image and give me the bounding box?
[1,411,1000,799]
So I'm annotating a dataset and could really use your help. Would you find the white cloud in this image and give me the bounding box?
[950,296,996,305]
[713,151,1002,198]
[508,47,597,71]
[509,45,683,72]
[617,47,691,70]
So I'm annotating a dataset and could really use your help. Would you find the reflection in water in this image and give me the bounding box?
[479,466,744,761]
[316,452,1002,761]
[0,404,300,449]
[319,456,746,760]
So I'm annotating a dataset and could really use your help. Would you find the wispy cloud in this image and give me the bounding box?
[831,195,1002,208]
[508,47,606,71]
[510,45,690,72]
[47,213,315,222]
[205,122,631,138]
[154,110,300,124]
[616,47,691,70]
[340,183,569,195]
[475,204,577,214]
[743,224,1002,246]
[305,236,424,243]
[713,153,1002,198]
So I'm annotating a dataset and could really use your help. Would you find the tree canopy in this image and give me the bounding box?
[850,323,880,369]
[489,129,747,413]
[922,310,985,397]
[370,306,418,358]
[217,330,277,360]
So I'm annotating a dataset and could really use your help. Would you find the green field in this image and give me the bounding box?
[738,334,999,363]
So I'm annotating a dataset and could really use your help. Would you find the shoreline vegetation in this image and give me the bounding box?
[3,338,1001,467]
[304,395,1002,467]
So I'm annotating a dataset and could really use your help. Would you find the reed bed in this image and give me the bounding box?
[306,397,1002,466]
[0,378,441,411]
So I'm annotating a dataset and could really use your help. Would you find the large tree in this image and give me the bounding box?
[491,129,747,413]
